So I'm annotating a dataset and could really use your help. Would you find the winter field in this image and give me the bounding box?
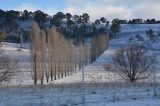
[1,24,160,106]
[0,83,160,106]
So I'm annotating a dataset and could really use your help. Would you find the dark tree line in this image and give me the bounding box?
[1,9,159,44]
[1,9,159,28]
[119,18,160,24]
[0,9,110,42]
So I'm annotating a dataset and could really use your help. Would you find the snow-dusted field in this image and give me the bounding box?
[1,24,160,85]
[0,83,160,106]
[1,24,160,106]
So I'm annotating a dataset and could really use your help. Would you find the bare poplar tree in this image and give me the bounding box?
[68,40,75,75]
[18,31,23,48]
[79,42,85,69]
[47,27,56,80]
[39,30,46,84]
[84,43,89,65]
[97,34,109,56]
[30,21,40,85]
[90,35,97,63]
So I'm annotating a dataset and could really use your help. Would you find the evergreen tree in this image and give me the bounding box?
[82,13,90,23]
[34,10,48,25]
[73,15,79,23]
[52,12,65,27]
[66,13,72,20]
[4,10,20,31]
[95,19,101,25]
[110,18,121,36]
[21,10,30,21]
[100,17,106,24]
[0,9,5,19]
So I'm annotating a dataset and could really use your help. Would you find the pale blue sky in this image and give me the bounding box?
[0,0,66,11]
[0,0,160,21]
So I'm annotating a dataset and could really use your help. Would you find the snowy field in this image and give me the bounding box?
[1,24,160,85]
[0,24,160,106]
[0,83,160,106]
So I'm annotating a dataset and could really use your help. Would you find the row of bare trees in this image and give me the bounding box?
[90,34,109,63]
[30,22,96,84]
[47,27,77,82]
[30,21,109,85]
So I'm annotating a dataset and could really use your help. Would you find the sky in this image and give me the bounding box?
[0,0,160,21]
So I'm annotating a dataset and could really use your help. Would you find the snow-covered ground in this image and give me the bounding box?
[0,24,160,106]
[0,83,160,106]
[48,24,160,84]
[1,24,160,85]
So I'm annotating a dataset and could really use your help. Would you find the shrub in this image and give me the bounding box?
[135,34,144,41]
[0,50,18,83]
